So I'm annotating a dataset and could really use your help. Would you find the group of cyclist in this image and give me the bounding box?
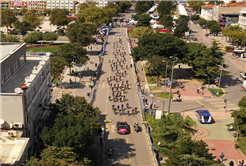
[107,37,138,115]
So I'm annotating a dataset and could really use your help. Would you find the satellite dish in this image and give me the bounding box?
[14,88,22,94]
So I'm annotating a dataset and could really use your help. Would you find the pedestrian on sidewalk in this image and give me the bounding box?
[153,101,156,108]
[229,161,234,166]
[220,152,225,162]
[197,88,200,94]
[241,160,244,166]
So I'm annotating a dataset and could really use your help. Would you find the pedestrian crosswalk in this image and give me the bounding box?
[206,99,239,110]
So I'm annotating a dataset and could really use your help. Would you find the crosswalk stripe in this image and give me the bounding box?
[209,101,224,104]
[102,83,105,88]
[111,125,116,132]
[214,104,234,107]
[206,99,223,101]
[219,107,239,110]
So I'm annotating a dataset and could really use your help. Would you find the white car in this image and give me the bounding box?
[115,33,120,36]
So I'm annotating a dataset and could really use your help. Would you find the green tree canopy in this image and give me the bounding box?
[1,8,17,32]
[44,8,52,16]
[14,20,33,36]
[188,1,205,13]
[78,1,98,10]
[135,1,154,15]
[23,31,42,44]
[23,9,44,30]
[157,1,176,16]
[1,33,19,42]
[24,146,91,166]
[43,32,58,42]
[159,14,173,30]
[174,15,190,37]
[118,1,131,12]
[197,18,207,27]
[57,43,88,71]
[40,94,101,155]
[136,14,152,27]
[206,20,218,28]
[210,24,221,35]
[67,21,96,46]
[190,15,200,21]
[50,56,66,79]
[49,8,72,28]
[19,7,28,15]
[131,33,188,61]
[238,96,246,109]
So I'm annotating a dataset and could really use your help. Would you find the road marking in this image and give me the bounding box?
[102,83,105,88]
[128,152,131,162]
[213,104,234,106]
[106,124,109,132]
[210,101,224,104]
[220,107,239,110]
[123,116,125,121]
[206,99,223,101]
[196,101,212,111]
[111,125,115,132]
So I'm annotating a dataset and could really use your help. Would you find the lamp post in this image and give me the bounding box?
[162,60,168,94]
[194,132,204,140]
[205,74,210,89]
[183,105,191,117]
[167,57,178,115]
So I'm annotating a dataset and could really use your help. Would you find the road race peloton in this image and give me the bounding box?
[108,37,138,116]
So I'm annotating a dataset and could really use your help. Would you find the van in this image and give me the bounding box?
[196,110,214,124]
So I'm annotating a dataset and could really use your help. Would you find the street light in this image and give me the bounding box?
[167,57,178,115]
[183,105,191,117]
[162,60,168,94]
[194,132,204,140]
[205,74,210,89]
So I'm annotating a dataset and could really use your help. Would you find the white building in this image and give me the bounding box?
[46,0,77,11]
[1,43,52,159]
[238,7,246,30]
[201,4,214,20]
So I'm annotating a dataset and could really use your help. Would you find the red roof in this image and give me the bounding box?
[225,2,246,6]
[201,5,214,9]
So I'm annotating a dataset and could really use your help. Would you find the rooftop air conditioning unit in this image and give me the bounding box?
[13,122,23,129]
[8,130,17,137]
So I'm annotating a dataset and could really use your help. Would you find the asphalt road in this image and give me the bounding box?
[93,26,154,165]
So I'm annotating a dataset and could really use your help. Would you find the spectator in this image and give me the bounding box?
[220,152,225,162]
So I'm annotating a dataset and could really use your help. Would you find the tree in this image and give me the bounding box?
[44,8,52,16]
[24,146,91,166]
[136,14,152,27]
[78,1,98,10]
[174,15,190,37]
[232,108,246,135]
[131,33,188,61]
[57,43,88,72]
[206,20,218,28]
[188,1,205,13]
[23,9,44,30]
[135,1,154,15]
[238,96,246,109]
[19,7,28,15]
[197,18,207,27]
[159,14,173,29]
[210,24,221,35]
[14,20,33,36]
[1,8,17,33]
[1,33,19,42]
[129,26,152,39]
[43,32,58,42]
[50,56,66,79]
[103,6,118,21]
[190,15,200,21]
[118,1,131,12]
[23,31,43,44]
[67,21,96,46]
[157,1,175,16]
[49,8,72,31]
[40,94,101,155]
[78,5,108,24]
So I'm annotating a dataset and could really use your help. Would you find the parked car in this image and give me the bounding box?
[196,110,214,124]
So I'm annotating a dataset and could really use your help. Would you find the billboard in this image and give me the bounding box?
[10,1,27,7]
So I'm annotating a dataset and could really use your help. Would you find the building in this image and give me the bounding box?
[9,0,27,9]
[27,0,46,10]
[0,0,9,8]
[46,0,77,11]
[0,43,52,162]
[201,4,214,21]
[239,7,246,30]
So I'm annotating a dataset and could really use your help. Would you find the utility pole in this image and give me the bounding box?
[167,61,175,114]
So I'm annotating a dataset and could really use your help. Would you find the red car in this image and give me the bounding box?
[117,121,130,134]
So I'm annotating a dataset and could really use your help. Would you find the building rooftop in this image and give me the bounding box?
[0,44,22,61]
[201,5,214,9]
[1,130,29,166]
[1,56,41,93]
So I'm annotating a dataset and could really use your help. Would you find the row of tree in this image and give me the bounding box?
[24,94,101,165]
[195,18,221,35]
[232,96,246,135]
[222,25,246,46]
[131,33,224,80]
[151,114,222,165]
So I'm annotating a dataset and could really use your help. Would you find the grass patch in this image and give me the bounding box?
[154,92,172,99]
[149,86,161,91]
[52,78,59,84]
[146,75,158,84]
[236,137,246,156]
[26,44,62,52]
[208,88,224,97]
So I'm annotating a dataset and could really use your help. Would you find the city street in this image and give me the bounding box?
[93,26,155,165]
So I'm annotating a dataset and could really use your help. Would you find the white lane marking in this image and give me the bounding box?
[206,99,223,101]
[102,83,105,88]
[214,104,234,107]
[111,125,115,132]
[219,107,239,110]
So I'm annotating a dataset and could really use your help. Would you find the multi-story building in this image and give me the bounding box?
[9,0,27,10]
[201,4,214,21]
[0,43,52,162]
[46,0,77,11]
[238,7,246,30]
[1,0,10,8]
[27,0,46,10]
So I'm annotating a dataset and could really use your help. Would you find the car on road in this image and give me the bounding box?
[115,33,120,36]
[196,110,214,124]
[215,40,220,44]
[117,121,130,134]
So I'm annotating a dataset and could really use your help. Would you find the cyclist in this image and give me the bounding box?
[108,95,111,100]
[122,108,125,114]
[126,103,129,108]
[121,104,124,109]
